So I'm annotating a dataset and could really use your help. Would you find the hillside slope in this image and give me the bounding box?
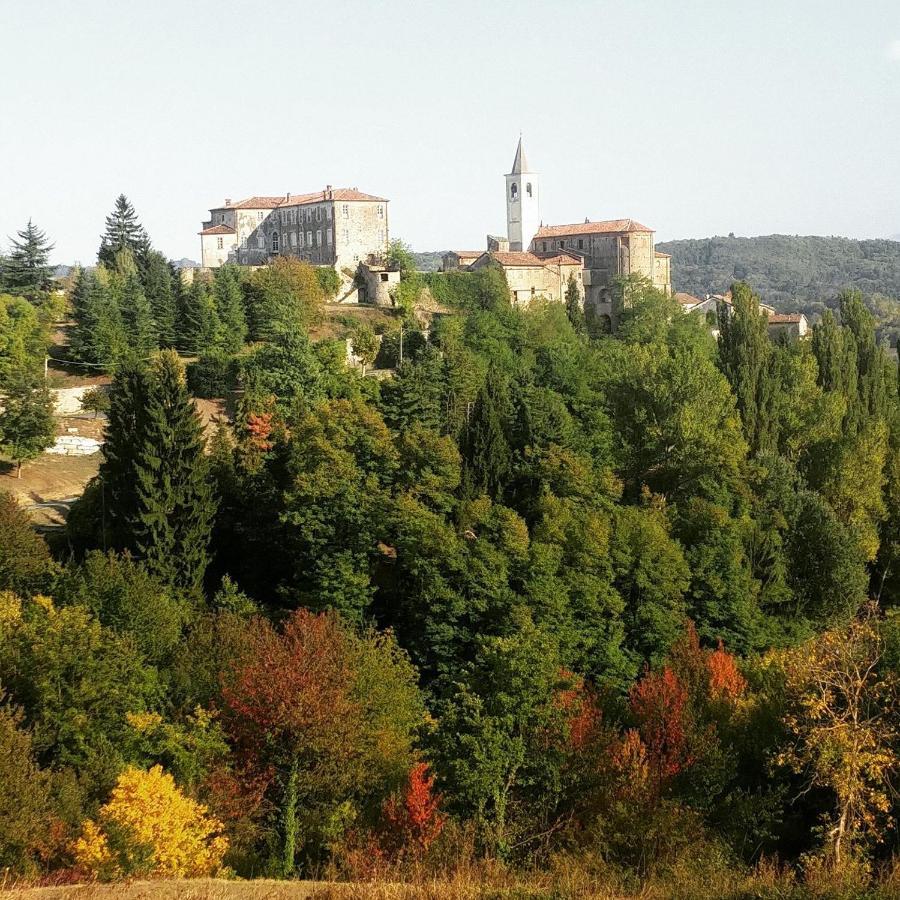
[657,234,900,307]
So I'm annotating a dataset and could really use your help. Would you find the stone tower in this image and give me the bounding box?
[505,136,541,252]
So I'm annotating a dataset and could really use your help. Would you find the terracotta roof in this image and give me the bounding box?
[199,224,236,235]
[484,251,551,267]
[655,250,671,258]
[449,250,484,259]
[675,292,702,306]
[210,188,387,212]
[534,218,653,238]
[767,313,804,324]
[535,253,583,266]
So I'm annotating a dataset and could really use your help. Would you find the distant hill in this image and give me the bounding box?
[412,251,444,273]
[657,234,900,346]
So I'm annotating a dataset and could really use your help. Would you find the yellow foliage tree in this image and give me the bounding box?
[73,765,227,879]
[777,603,900,869]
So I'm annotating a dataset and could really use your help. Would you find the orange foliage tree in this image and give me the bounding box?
[382,762,446,856]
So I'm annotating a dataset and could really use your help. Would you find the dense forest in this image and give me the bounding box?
[3,202,900,897]
[658,235,900,347]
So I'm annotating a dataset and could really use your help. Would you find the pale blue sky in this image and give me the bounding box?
[3,0,899,263]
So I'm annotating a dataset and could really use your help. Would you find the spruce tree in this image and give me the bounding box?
[717,282,778,455]
[212,265,247,354]
[131,351,217,591]
[98,194,150,269]
[181,274,221,355]
[98,358,151,548]
[68,268,96,362]
[1,220,54,296]
[142,251,178,348]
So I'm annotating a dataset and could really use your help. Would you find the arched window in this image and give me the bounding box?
[271,231,280,253]
[526,182,532,197]
[510,182,518,200]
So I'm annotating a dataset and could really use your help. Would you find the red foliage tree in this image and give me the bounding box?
[707,640,747,701]
[383,762,446,854]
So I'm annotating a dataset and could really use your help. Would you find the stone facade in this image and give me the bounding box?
[441,250,482,272]
[469,251,584,307]
[200,188,389,272]
[357,261,401,306]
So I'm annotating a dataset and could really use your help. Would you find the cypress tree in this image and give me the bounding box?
[132,351,217,592]
[98,194,150,269]
[142,250,178,347]
[717,281,778,455]
[461,366,513,500]
[212,265,247,353]
[840,290,889,427]
[1,219,54,296]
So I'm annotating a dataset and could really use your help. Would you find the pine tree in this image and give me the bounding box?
[142,251,178,348]
[98,194,150,270]
[131,352,217,591]
[212,265,246,354]
[116,268,156,357]
[1,220,54,296]
[68,267,98,363]
[461,367,513,500]
[0,369,56,477]
[717,282,778,455]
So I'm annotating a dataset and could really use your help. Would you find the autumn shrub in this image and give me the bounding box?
[72,764,228,879]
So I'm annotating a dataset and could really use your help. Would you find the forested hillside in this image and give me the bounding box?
[3,205,900,896]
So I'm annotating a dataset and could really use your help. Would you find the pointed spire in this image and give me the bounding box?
[510,135,532,174]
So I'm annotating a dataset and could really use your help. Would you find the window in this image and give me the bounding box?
[510,182,518,200]
[380,273,389,282]
[307,230,313,246]
[326,229,333,245]
[257,233,264,249]
[298,231,304,248]
[220,214,225,223]
[542,241,548,252]
[342,204,349,218]
[291,232,297,248]
[326,206,332,220]
[306,208,312,223]
[526,182,532,197]
[557,240,563,249]
[271,232,280,252]
[342,228,349,243]
[377,205,384,218]
[257,211,264,221]
[316,229,322,246]
[316,207,322,222]
[216,237,223,249]
[241,238,247,250]
[578,239,584,250]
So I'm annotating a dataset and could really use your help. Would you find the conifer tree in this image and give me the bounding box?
[116,266,156,357]
[1,220,54,296]
[212,265,247,354]
[142,250,178,347]
[98,194,150,270]
[132,352,217,592]
[565,273,585,332]
[181,274,222,356]
[98,358,151,548]
[812,309,854,395]
[461,367,513,500]
[717,282,778,455]
[839,290,889,428]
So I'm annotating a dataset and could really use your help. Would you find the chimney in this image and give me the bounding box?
[286,192,291,201]
[224,198,231,207]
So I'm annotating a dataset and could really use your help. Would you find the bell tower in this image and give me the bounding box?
[505,135,541,252]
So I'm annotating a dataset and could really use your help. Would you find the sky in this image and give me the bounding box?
[2,0,900,264]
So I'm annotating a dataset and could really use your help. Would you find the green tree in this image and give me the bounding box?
[212,265,247,353]
[564,273,584,332]
[0,491,56,596]
[110,251,156,356]
[0,369,56,477]
[181,273,221,356]
[384,239,416,276]
[0,293,48,387]
[351,324,379,376]
[1,220,54,296]
[98,194,150,270]
[131,352,217,592]
[142,251,178,348]
[461,367,513,500]
[717,282,778,455]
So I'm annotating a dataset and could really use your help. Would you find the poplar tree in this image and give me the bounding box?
[1,220,54,296]
[132,352,216,592]
[717,282,778,455]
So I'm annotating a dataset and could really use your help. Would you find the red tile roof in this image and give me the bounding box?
[767,313,804,324]
[535,253,583,266]
[199,224,236,235]
[450,250,484,259]
[675,292,702,306]
[485,251,551,267]
[655,250,672,258]
[210,188,386,212]
[534,218,653,238]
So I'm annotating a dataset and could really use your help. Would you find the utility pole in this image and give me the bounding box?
[399,323,404,366]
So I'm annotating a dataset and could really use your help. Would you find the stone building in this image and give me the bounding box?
[199,187,389,271]
[440,250,482,272]
[468,250,584,307]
